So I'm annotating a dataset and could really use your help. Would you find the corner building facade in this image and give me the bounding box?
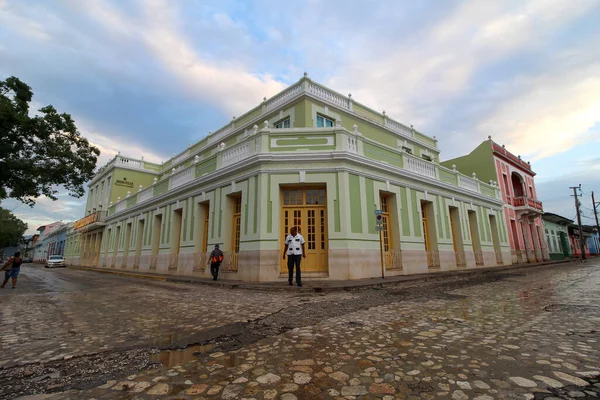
[67,76,511,282]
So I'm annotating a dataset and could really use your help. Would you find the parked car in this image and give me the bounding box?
[45,255,66,268]
[23,257,33,263]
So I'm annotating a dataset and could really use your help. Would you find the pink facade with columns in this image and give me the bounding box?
[491,142,549,264]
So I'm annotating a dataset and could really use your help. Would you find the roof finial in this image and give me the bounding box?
[303,72,308,77]
[488,135,492,140]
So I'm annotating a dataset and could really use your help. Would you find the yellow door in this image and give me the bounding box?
[380,195,392,268]
[281,188,328,274]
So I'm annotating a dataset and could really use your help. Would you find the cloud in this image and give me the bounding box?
[77,0,287,116]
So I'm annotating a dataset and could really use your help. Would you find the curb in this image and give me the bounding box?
[65,258,593,292]
[67,265,167,282]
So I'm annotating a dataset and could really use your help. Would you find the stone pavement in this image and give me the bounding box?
[24,260,600,399]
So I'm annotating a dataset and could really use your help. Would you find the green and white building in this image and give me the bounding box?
[66,75,511,282]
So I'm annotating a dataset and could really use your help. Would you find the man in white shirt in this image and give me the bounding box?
[282,226,306,287]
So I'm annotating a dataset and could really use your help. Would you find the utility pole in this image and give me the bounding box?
[570,185,586,260]
[593,191,600,234]
[593,191,600,252]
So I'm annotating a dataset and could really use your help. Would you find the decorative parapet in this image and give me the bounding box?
[306,81,350,110]
[170,166,194,189]
[172,149,189,165]
[403,153,437,179]
[458,174,479,192]
[264,83,303,113]
[222,141,253,168]
[385,118,413,138]
[490,141,534,173]
[137,186,153,203]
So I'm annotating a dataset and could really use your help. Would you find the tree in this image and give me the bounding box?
[0,207,27,249]
[0,76,100,206]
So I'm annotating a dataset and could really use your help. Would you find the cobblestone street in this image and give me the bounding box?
[2,261,600,399]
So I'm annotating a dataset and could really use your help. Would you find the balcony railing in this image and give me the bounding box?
[513,196,543,211]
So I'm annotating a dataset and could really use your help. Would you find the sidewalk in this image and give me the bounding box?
[67,257,592,292]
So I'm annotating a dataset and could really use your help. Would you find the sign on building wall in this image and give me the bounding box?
[74,212,99,229]
[115,177,134,188]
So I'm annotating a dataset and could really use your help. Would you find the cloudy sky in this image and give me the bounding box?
[1,0,599,234]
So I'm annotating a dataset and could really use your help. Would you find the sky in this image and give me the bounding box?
[1,0,599,234]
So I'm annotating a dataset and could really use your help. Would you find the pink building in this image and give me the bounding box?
[442,137,549,265]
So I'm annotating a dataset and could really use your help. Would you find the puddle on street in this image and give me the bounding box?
[208,353,244,368]
[150,343,215,367]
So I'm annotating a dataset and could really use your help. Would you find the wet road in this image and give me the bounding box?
[2,261,600,399]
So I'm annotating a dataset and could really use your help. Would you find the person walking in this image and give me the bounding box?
[1,251,23,289]
[207,244,224,281]
[283,226,306,287]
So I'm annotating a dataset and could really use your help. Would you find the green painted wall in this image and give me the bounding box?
[439,169,458,185]
[400,187,410,237]
[126,194,137,207]
[153,179,169,197]
[269,135,335,151]
[349,174,362,233]
[365,178,375,234]
[109,168,157,205]
[441,141,496,184]
[189,137,208,154]
[363,142,403,168]
[353,103,385,125]
[411,190,421,237]
[294,99,308,128]
[195,158,217,178]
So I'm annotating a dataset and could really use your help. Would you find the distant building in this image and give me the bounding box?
[584,226,599,256]
[45,223,70,257]
[541,213,572,260]
[568,225,593,258]
[33,222,65,262]
[442,138,549,265]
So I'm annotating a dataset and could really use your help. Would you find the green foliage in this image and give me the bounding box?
[0,207,27,248]
[0,76,100,206]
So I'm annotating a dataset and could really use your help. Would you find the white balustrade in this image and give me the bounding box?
[458,175,479,192]
[222,141,252,168]
[169,167,194,189]
[172,149,189,165]
[137,187,153,203]
[117,156,141,168]
[347,136,358,153]
[115,201,126,213]
[307,82,350,110]
[405,156,437,178]
[385,118,413,137]
[265,83,303,112]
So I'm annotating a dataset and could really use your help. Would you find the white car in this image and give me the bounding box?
[45,255,66,268]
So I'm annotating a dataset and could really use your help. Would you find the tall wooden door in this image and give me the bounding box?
[281,188,328,274]
[380,195,392,268]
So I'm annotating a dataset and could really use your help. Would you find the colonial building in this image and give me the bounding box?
[442,138,549,264]
[66,75,511,281]
[542,213,572,260]
[33,222,65,262]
